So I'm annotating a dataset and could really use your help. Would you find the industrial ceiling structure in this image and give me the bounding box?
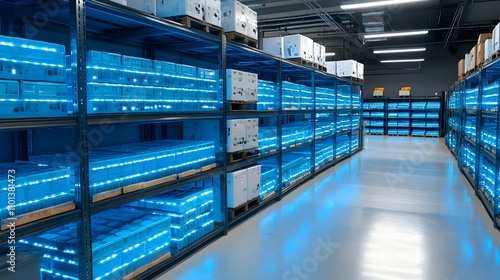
[244,0,500,70]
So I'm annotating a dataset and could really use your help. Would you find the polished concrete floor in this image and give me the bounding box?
[160,136,500,280]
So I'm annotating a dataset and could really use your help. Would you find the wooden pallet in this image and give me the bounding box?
[228,148,259,163]
[93,188,122,203]
[228,101,258,111]
[262,191,276,201]
[1,202,75,230]
[289,172,311,186]
[367,133,384,136]
[289,58,314,67]
[314,64,327,71]
[349,77,364,84]
[122,252,172,280]
[225,32,258,47]
[168,16,224,36]
[228,197,261,219]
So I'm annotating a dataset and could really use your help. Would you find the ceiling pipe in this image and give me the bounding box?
[301,0,379,61]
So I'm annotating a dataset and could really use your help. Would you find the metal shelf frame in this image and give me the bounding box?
[363,96,444,137]
[0,1,364,279]
[445,55,500,230]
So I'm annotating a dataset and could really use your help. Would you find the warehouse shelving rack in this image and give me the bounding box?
[363,96,444,137]
[0,0,363,279]
[445,54,500,230]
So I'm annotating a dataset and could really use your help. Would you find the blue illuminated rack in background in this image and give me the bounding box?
[0,1,364,279]
[363,96,444,137]
[445,53,500,231]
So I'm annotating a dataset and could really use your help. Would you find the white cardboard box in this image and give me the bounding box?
[227,169,248,207]
[493,23,500,52]
[357,62,364,79]
[247,165,261,200]
[326,61,336,75]
[313,42,321,64]
[336,60,357,77]
[246,6,258,40]
[204,0,222,27]
[319,45,326,66]
[399,90,410,97]
[373,90,383,97]
[127,0,156,14]
[485,39,493,61]
[227,119,247,152]
[157,0,204,20]
[221,0,246,35]
[244,118,259,150]
[283,34,313,60]
[226,69,246,101]
[262,37,284,57]
[465,53,470,73]
[246,72,258,101]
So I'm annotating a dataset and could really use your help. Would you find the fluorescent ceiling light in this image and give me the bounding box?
[364,30,428,39]
[374,47,426,54]
[342,0,426,10]
[380,59,424,63]
[325,52,335,56]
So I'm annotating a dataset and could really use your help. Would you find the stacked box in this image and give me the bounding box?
[336,85,352,109]
[226,69,258,102]
[282,151,311,186]
[246,5,258,40]
[0,35,68,118]
[336,60,357,77]
[427,112,439,118]
[257,80,278,110]
[262,37,284,57]
[19,206,171,280]
[132,185,214,250]
[221,0,246,35]
[283,34,314,61]
[464,115,477,141]
[411,102,426,109]
[481,118,497,151]
[282,81,314,110]
[315,117,334,138]
[336,114,351,132]
[87,51,219,113]
[352,114,360,129]
[281,121,314,149]
[426,101,441,109]
[336,134,350,158]
[412,130,426,136]
[204,0,222,26]
[315,141,334,168]
[257,126,278,154]
[0,162,72,222]
[315,87,336,109]
[30,140,215,197]
[227,118,259,152]
[482,81,499,111]
[465,86,479,110]
[350,134,359,151]
[259,164,278,200]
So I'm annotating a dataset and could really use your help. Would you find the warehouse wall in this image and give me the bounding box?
[363,59,458,98]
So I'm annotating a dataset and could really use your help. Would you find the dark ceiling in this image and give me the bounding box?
[244,0,500,66]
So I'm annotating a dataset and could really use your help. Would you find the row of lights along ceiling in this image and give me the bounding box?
[341,0,428,63]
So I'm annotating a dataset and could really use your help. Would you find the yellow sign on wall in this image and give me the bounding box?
[401,87,411,91]
[374,88,384,91]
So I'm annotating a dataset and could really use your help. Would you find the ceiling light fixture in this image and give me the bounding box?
[380,59,424,63]
[364,30,428,39]
[325,53,336,56]
[341,0,426,10]
[374,48,426,54]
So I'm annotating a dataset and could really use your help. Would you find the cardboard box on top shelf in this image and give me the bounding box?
[283,34,314,61]
[245,6,258,40]
[156,0,204,20]
[221,0,246,35]
[493,23,500,52]
[336,60,357,77]
[469,45,477,71]
[204,0,222,27]
[326,61,336,75]
[478,33,492,45]
[465,53,470,72]
[477,42,487,65]
[262,37,284,57]
[485,39,493,61]
[458,59,465,79]
[319,45,326,66]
